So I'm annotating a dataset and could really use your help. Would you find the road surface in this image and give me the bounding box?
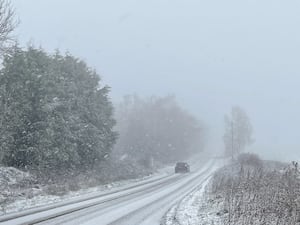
[1,158,220,225]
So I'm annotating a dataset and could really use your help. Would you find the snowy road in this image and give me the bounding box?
[2,159,220,225]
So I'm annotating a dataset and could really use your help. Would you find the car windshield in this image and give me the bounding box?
[0,1,299,225]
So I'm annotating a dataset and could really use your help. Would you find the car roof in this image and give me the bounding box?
[176,162,188,165]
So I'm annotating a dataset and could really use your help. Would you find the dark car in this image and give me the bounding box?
[175,162,190,173]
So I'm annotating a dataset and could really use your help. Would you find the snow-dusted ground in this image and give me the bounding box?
[0,152,223,225]
[165,186,225,225]
[173,158,297,225]
[34,159,218,225]
[1,164,174,215]
[162,163,222,225]
[1,156,221,225]
[1,151,214,216]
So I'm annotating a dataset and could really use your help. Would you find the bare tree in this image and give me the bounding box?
[223,106,253,159]
[0,1,17,163]
[0,0,18,54]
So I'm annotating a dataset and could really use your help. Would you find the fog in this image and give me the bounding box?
[11,0,300,161]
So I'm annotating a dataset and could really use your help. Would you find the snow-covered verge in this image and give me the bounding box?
[0,167,41,212]
[162,177,221,225]
[0,163,174,216]
[162,154,300,225]
[161,158,224,225]
[195,154,300,225]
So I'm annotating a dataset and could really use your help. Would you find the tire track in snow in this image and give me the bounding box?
[161,165,218,225]
[104,160,217,225]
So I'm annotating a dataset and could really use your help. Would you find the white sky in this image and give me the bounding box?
[11,0,300,161]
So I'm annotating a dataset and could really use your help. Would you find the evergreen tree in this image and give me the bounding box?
[0,46,117,173]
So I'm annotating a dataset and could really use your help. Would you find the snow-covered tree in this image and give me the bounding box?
[0,46,117,173]
[0,0,17,162]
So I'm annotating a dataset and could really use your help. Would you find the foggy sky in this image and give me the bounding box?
[11,0,300,161]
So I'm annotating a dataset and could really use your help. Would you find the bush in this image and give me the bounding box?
[237,153,262,168]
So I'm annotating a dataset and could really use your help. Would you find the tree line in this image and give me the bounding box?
[113,95,205,168]
[0,0,206,178]
[0,47,205,176]
[0,0,255,179]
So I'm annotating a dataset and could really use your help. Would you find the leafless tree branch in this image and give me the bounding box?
[0,0,18,54]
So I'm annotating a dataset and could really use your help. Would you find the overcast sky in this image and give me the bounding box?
[11,0,300,161]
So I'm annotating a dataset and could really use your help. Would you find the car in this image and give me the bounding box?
[175,162,190,173]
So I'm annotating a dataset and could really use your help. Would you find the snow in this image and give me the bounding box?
[172,178,212,225]
[0,167,32,186]
[163,162,223,225]
[182,158,299,225]
[0,163,175,215]
[1,153,221,225]
[72,159,218,225]
[0,167,39,215]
